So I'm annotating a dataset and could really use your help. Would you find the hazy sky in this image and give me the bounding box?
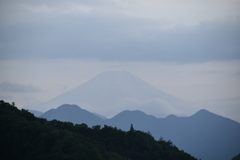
[0,0,240,121]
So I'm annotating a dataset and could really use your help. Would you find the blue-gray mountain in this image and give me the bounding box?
[40,104,102,127]
[35,71,195,118]
[41,104,240,160]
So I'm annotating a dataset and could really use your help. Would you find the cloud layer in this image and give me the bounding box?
[0,81,41,93]
[0,0,240,62]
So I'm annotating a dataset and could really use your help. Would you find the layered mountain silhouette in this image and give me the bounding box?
[41,104,240,160]
[35,70,240,160]
[41,104,103,127]
[0,101,199,160]
[36,71,194,117]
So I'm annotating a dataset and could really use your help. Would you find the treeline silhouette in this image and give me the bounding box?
[232,153,240,160]
[0,100,197,160]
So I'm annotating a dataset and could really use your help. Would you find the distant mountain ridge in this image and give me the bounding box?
[41,104,103,127]
[41,104,240,160]
[35,71,195,118]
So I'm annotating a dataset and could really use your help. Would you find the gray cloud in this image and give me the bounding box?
[216,97,240,102]
[0,95,12,100]
[0,81,41,93]
[0,0,239,63]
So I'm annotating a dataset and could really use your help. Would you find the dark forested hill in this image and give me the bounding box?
[0,100,197,160]
[232,153,240,160]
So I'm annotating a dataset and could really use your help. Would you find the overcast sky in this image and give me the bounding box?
[0,0,240,121]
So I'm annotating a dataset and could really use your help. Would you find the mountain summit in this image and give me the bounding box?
[35,71,192,117]
[41,104,102,126]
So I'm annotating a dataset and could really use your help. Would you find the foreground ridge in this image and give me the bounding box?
[0,100,197,160]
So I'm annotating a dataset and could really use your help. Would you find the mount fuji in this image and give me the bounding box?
[35,71,195,118]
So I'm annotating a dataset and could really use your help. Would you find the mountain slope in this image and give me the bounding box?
[108,109,240,160]
[135,109,239,160]
[105,110,158,131]
[41,104,103,127]
[35,71,193,118]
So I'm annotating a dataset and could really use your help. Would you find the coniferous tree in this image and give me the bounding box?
[130,124,134,132]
